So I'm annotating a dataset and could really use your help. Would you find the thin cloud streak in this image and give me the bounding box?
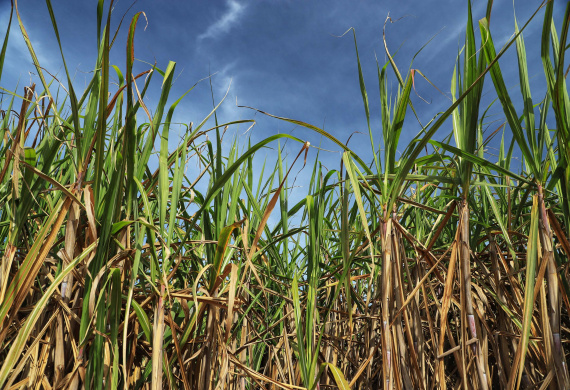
[198,0,246,41]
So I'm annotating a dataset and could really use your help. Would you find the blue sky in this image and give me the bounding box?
[0,0,561,189]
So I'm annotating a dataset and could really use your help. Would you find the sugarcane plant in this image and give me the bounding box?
[1,0,570,389]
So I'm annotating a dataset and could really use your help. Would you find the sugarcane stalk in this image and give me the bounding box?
[537,184,570,388]
[459,198,489,390]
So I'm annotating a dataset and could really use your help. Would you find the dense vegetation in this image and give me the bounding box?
[1,0,570,389]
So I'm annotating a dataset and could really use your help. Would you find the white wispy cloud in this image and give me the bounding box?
[0,11,54,87]
[213,61,245,123]
[198,0,246,41]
